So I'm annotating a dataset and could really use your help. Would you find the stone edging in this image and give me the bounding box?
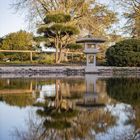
[0,66,140,75]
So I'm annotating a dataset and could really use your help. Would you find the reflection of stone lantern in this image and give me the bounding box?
[76,74,105,108]
[76,34,105,73]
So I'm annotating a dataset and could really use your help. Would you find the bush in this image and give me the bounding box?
[37,54,54,64]
[0,53,5,60]
[106,39,140,66]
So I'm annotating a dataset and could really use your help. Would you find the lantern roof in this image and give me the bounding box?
[76,34,105,44]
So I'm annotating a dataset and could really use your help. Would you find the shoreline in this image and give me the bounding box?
[0,66,140,78]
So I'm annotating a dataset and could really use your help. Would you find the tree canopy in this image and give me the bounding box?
[0,30,34,61]
[12,0,117,37]
[0,30,34,50]
[37,12,79,63]
[120,0,140,38]
[108,0,140,38]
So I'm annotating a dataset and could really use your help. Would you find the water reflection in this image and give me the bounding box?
[0,76,140,140]
[76,75,106,108]
[106,78,140,106]
[106,78,140,135]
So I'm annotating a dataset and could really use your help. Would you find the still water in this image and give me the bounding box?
[0,75,140,140]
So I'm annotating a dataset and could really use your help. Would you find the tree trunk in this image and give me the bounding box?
[55,37,59,63]
[57,48,63,64]
[55,47,59,63]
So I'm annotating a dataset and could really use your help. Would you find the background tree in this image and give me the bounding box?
[0,38,3,59]
[120,0,140,38]
[1,30,34,50]
[12,0,117,37]
[109,0,140,38]
[37,13,79,63]
[0,30,34,61]
[0,38,3,46]
[106,39,140,66]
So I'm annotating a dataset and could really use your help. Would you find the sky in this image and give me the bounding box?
[0,0,26,37]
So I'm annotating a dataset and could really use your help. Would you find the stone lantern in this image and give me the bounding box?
[76,34,105,73]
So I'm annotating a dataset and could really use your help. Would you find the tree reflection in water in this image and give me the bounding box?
[13,109,116,140]
[12,79,116,140]
[106,77,140,139]
[0,93,35,107]
[1,77,140,139]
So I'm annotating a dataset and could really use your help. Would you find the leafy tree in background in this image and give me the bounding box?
[0,38,3,45]
[0,38,3,60]
[0,30,33,50]
[37,13,79,63]
[0,30,34,61]
[106,39,140,66]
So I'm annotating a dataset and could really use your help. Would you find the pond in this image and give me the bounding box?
[0,75,140,140]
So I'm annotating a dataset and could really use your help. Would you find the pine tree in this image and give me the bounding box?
[37,13,79,63]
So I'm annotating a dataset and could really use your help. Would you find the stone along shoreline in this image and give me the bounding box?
[0,66,140,76]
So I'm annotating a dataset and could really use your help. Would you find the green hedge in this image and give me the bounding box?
[106,39,140,66]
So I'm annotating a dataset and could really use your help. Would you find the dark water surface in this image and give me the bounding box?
[0,75,140,140]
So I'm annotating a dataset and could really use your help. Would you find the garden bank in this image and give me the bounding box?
[0,66,140,76]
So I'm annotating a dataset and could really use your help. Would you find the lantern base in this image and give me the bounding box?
[85,66,99,74]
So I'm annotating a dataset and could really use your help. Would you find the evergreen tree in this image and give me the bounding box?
[37,13,79,63]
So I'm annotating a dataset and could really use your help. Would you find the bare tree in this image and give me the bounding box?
[12,0,117,36]
[110,0,140,38]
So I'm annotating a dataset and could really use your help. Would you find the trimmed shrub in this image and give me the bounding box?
[106,39,140,66]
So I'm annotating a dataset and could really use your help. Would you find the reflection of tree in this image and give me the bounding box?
[59,79,86,98]
[13,83,116,140]
[106,78,140,137]
[106,78,140,106]
[0,94,35,107]
[71,109,116,139]
[13,108,116,140]
[0,79,32,90]
[133,106,140,133]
